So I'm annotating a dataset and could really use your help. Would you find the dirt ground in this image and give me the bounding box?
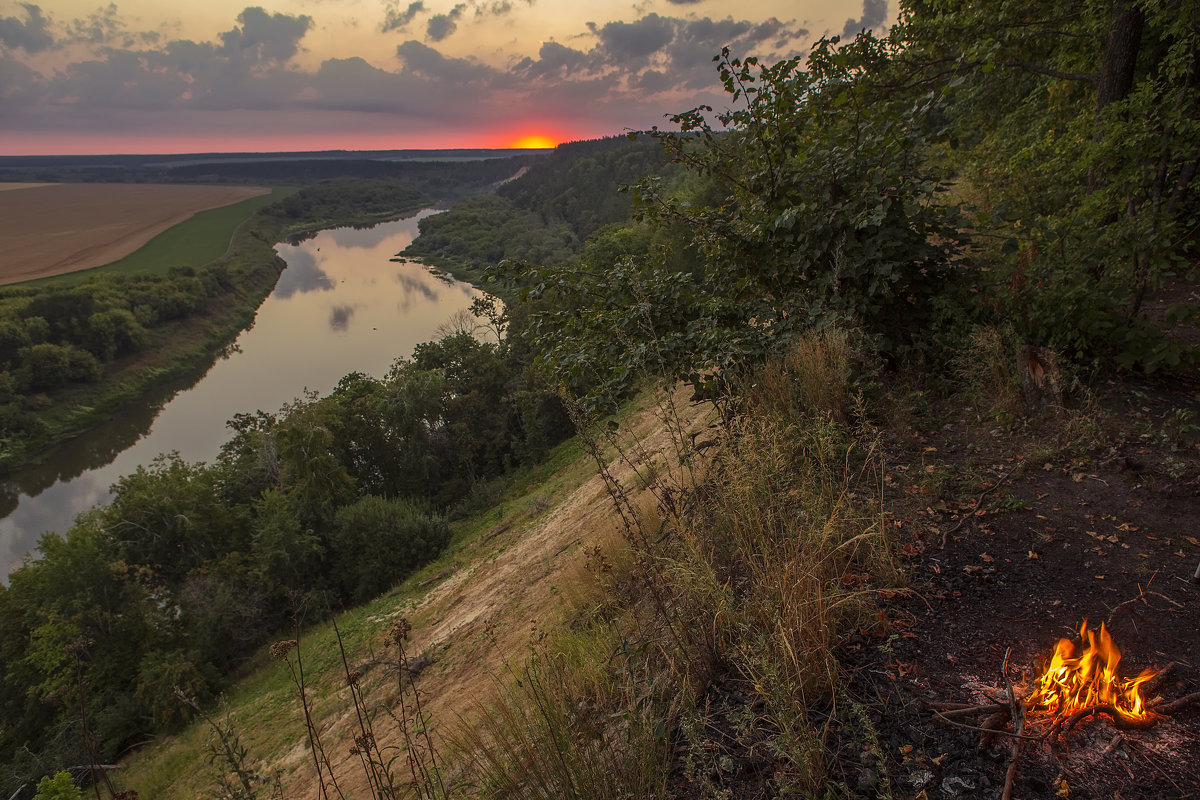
[0,183,268,285]
[843,379,1200,799]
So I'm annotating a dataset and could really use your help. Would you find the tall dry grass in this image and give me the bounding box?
[450,328,898,797]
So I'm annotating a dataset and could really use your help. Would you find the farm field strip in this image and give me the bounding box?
[0,183,270,285]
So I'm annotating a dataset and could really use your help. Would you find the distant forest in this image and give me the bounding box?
[0,149,547,200]
[403,136,673,277]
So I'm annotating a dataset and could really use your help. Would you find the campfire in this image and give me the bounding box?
[1025,620,1158,730]
[925,619,1200,799]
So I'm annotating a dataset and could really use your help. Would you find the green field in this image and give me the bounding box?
[98,187,296,275]
[23,187,296,289]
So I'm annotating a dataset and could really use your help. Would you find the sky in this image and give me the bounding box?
[0,0,889,155]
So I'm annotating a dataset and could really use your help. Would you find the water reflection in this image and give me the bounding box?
[1,210,479,574]
[273,248,335,298]
[329,304,356,331]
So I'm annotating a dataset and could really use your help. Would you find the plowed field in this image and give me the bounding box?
[0,183,269,285]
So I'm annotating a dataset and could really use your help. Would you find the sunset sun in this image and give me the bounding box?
[509,134,558,149]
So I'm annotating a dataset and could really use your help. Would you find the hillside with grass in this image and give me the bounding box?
[4,2,1199,798]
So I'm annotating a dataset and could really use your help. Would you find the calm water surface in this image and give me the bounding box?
[0,211,479,573]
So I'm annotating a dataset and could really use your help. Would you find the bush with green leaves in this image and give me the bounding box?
[32,771,82,800]
[329,495,450,603]
[497,38,968,410]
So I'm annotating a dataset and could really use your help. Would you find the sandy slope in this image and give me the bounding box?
[277,388,713,799]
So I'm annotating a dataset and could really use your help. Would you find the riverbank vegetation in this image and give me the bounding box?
[401,137,673,281]
[4,0,1199,796]
[0,178,448,474]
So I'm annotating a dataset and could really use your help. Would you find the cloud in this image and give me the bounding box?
[220,6,312,64]
[475,1,512,15]
[473,0,533,16]
[594,13,673,63]
[511,40,586,77]
[0,3,53,53]
[396,38,491,84]
[425,3,465,41]
[64,3,128,47]
[2,7,815,153]
[842,0,888,39]
[382,1,424,33]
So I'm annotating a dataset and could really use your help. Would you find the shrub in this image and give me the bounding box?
[329,495,450,603]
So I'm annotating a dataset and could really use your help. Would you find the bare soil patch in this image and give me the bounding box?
[0,183,269,285]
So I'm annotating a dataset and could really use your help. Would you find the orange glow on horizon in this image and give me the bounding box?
[0,128,584,156]
[508,134,558,149]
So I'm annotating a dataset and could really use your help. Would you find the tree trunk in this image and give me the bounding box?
[1096,0,1145,110]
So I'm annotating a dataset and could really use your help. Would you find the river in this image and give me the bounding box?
[0,210,479,574]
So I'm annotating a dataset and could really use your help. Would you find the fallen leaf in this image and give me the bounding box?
[980,553,995,563]
[1185,536,1200,547]
[1138,553,1150,558]
[964,565,983,575]
[1095,575,1106,579]
[1057,778,1070,797]
[932,753,948,766]
[1028,551,1039,559]
[899,744,914,755]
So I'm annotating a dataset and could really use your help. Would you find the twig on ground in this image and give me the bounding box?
[1001,648,1026,800]
[940,466,1017,548]
[417,570,450,588]
[1107,590,1184,627]
[1155,691,1200,715]
[979,708,1013,751]
[931,711,1041,741]
[934,703,1008,718]
[1142,662,1178,698]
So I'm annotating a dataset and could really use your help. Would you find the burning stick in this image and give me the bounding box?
[1061,705,1161,735]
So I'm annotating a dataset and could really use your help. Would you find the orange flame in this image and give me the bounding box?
[1026,620,1157,721]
